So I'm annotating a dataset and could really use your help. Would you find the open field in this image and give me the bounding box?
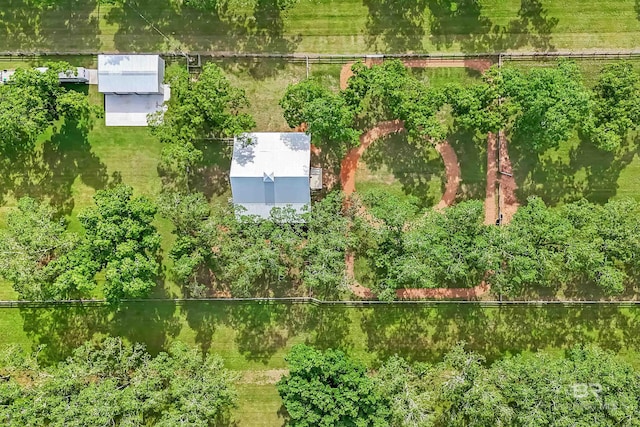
[3,1,640,54]
[1,300,640,424]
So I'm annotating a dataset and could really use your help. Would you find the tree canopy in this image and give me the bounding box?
[280,78,359,156]
[0,185,161,303]
[150,63,255,192]
[281,343,640,427]
[0,62,92,155]
[448,60,591,152]
[0,197,77,300]
[277,344,391,427]
[583,61,640,151]
[161,190,351,298]
[491,196,640,296]
[0,337,237,426]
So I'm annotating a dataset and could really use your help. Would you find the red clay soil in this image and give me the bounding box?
[434,141,461,211]
[340,119,405,197]
[498,131,519,223]
[485,132,499,225]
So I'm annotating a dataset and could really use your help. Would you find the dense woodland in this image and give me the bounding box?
[1,60,640,301]
[278,344,640,427]
[0,338,237,426]
[2,338,638,426]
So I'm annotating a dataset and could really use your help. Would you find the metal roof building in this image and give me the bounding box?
[98,54,164,94]
[230,132,311,219]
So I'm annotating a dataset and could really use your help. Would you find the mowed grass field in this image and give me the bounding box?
[2,301,640,424]
[3,0,640,54]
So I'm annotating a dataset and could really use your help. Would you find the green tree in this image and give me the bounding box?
[353,189,420,299]
[0,337,238,426]
[303,192,350,298]
[396,200,494,289]
[504,60,591,152]
[159,191,216,297]
[375,356,435,427]
[448,61,590,152]
[446,66,508,135]
[583,61,640,151]
[491,197,573,296]
[280,79,359,156]
[278,344,390,427]
[77,185,161,303]
[0,63,92,154]
[150,63,255,191]
[441,346,640,426]
[0,198,77,300]
[343,60,448,141]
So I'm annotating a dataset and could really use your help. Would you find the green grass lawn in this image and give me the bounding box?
[1,300,640,424]
[356,131,446,209]
[4,0,640,54]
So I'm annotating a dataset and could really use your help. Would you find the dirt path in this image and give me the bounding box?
[498,131,519,223]
[340,120,405,197]
[485,132,499,225]
[434,141,461,210]
[339,57,492,300]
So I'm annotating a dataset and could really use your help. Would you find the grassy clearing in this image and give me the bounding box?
[511,129,640,207]
[2,301,640,424]
[3,1,640,54]
[357,131,446,209]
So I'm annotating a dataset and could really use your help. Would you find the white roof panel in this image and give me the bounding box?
[230,132,311,178]
[104,85,171,127]
[98,54,163,94]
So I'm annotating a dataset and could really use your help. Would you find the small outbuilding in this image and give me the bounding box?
[230,132,311,219]
[97,54,170,126]
[98,54,164,94]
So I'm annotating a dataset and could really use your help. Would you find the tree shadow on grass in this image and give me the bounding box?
[225,302,309,364]
[189,142,233,201]
[360,131,445,209]
[427,0,558,53]
[511,131,640,207]
[447,128,486,201]
[360,303,640,365]
[12,119,110,217]
[19,301,182,364]
[303,306,355,352]
[0,95,110,216]
[0,0,100,52]
[363,0,428,53]
[106,0,300,60]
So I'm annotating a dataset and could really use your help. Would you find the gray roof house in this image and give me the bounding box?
[230,132,311,219]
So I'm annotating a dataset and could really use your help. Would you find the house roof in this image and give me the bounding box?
[98,55,163,94]
[230,132,311,178]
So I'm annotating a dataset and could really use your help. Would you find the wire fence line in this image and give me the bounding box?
[1,297,640,308]
[5,50,640,65]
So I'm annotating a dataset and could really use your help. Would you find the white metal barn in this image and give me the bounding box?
[98,54,164,94]
[97,54,169,126]
[230,132,311,219]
